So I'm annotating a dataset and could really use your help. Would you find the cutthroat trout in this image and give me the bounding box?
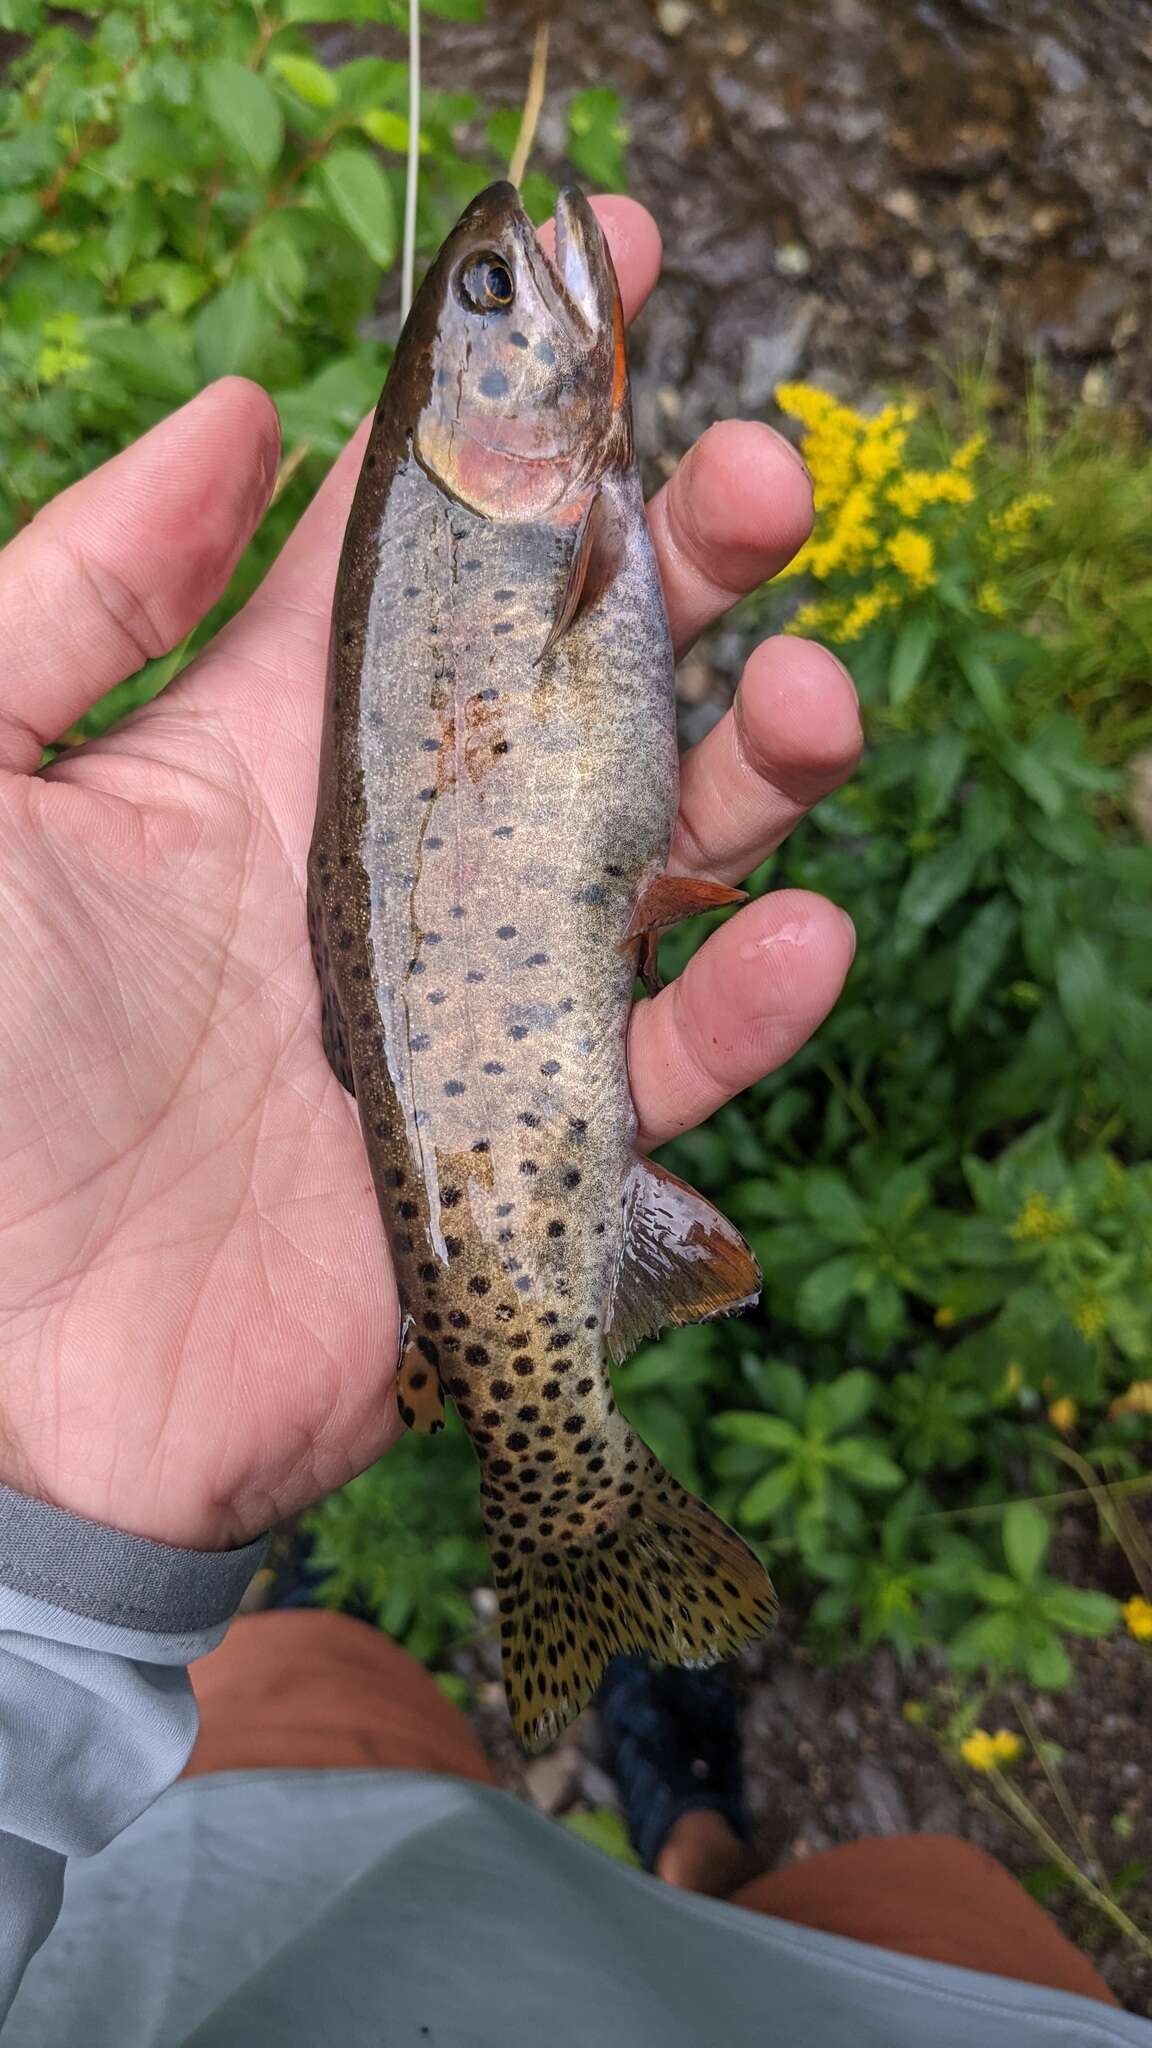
[309,182,775,1749]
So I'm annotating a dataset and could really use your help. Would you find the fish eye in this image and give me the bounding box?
[459,253,515,314]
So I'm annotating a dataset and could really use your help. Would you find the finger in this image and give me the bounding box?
[627,889,856,1150]
[670,636,863,885]
[242,196,663,638]
[648,420,814,656]
[0,379,279,775]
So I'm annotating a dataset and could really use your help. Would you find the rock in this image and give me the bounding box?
[656,0,693,38]
[524,1734,583,1815]
[852,1761,912,1836]
[775,241,812,278]
[739,299,819,407]
[882,186,921,225]
[676,654,713,705]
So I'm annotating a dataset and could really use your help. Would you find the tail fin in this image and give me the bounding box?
[492,1453,776,1753]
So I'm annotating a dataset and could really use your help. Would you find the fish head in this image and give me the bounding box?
[406,181,631,521]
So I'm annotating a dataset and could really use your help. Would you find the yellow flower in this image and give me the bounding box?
[1072,1298,1108,1341]
[839,584,899,639]
[887,528,935,588]
[1047,1397,1078,1435]
[960,1727,1022,1772]
[976,581,1006,618]
[1123,1596,1152,1642]
[1009,1192,1067,1242]
[1110,1380,1152,1419]
[934,1305,956,1328]
[786,598,844,637]
[952,433,987,471]
[887,469,974,518]
[998,491,1053,534]
[1003,1360,1024,1396]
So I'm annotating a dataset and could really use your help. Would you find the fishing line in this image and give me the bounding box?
[401,0,420,322]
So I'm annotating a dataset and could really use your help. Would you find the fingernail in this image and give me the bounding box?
[839,909,857,959]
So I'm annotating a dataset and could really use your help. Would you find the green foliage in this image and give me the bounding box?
[303,1413,487,1663]
[0,2,627,748]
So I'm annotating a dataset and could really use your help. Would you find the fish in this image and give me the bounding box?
[308,180,776,1750]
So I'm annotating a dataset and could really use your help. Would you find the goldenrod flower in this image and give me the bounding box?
[839,585,898,639]
[952,433,987,471]
[998,491,1053,534]
[1110,1380,1152,1419]
[934,1305,956,1328]
[1072,1299,1107,1341]
[1009,1192,1066,1242]
[1047,1396,1078,1435]
[887,528,935,588]
[786,598,844,637]
[960,1728,1022,1772]
[976,581,1006,618]
[887,469,974,518]
[1123,1596,1152,1642]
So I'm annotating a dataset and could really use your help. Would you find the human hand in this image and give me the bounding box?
[0,198,861,1550]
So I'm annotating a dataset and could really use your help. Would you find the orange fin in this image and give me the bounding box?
[637,928,662,999]
[622,874,747,945]
[606,1158,761,1365]
[396,1321,445,1435]
[537,483,624,665]
[491,1446,776,1752]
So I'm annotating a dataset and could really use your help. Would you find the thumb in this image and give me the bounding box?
[0,378,280,775]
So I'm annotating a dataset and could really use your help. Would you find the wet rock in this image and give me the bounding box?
[739,299,820,407]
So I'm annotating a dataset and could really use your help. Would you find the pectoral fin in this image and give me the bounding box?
[537,484,625,665]
[606,1158,761,1365]
[621,875,748,998]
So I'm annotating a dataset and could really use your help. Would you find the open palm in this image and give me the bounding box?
[0,200,860,1550]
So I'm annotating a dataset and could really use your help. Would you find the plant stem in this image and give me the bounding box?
[507,22,550,190]
[1012,1689,1104,1887]
[401,0,420,323]
[913,1473,1152,1526]
[816,1056,881,1141]
[991,1770,1152,1963]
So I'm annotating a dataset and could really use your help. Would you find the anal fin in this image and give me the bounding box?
[607,1158,761,1365]
[397,1321,445,1435]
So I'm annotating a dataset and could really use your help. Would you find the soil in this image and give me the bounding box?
[327,0,1152,2010]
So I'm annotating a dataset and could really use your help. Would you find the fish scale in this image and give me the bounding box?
[309,181,776,1749]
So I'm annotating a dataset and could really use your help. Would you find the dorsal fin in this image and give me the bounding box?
[606,1157,761,1365]
[537,484,625,665]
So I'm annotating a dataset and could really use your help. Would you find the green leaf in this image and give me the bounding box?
[998,741,1066,819]
[949,1609,1021,1673]
[567,87,627,189]
[917,730,969,823]
[1040,1586,1121,1636]
[87,322,197,401]
[193,276,278,381]
[712,1413,800,1451]
[1003,1500,1049,1583]
[827,1437,904,1489]
[202,58,285,177]
[1055,934,1110,1055]
[950,896,1017,1030]
[740,1463,798,1526]
[1023,1633,1072,1689]
[956,639,1010,725]
[801,1171,866,1244]
[808,1369,876,1435]
[889,616,937,710]
[316,146,397,269]
[360,109,413,152]
[796,1254,859,1330]
[865,1272,904,1345]
[895,841,978,939]
[270,53,339,110]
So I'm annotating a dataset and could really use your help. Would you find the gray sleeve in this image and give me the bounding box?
[0,1483,267,2021]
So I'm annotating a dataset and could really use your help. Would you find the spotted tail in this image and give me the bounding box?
[492,1449,776,1752]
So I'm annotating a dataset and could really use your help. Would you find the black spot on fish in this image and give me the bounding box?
[465,1344,489,1366]
[418,786,435,801]
[497,925,517,940]
[426,836,443,851]
[483,1060,505,1075]
[441,1187,462,1208]
[425,932,443,946]
[564,1170,582,1189]
[467,969,486,983]
[479,368,509,398]
[403,585,420,599]
[493,826,514,839]
[541,1060,561,1076]
[574,883,608,906]
[463,559,481,571]
[421,737,440,752]
[536,340,557,366]
[479,687,499,702]
[492,740,510,756]
[547,1220,565,1238]
[494,621,514,636]
[428,990,447,1006]
[468,1275,490,1295]
[409,1033,430,1052]
[472,1138,490,1153]
[509,1025,528,1041]
[510,330,529,349]
[444,1080,465,1096]
[518,1111,539,1128]
[519,1159,538,1175]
